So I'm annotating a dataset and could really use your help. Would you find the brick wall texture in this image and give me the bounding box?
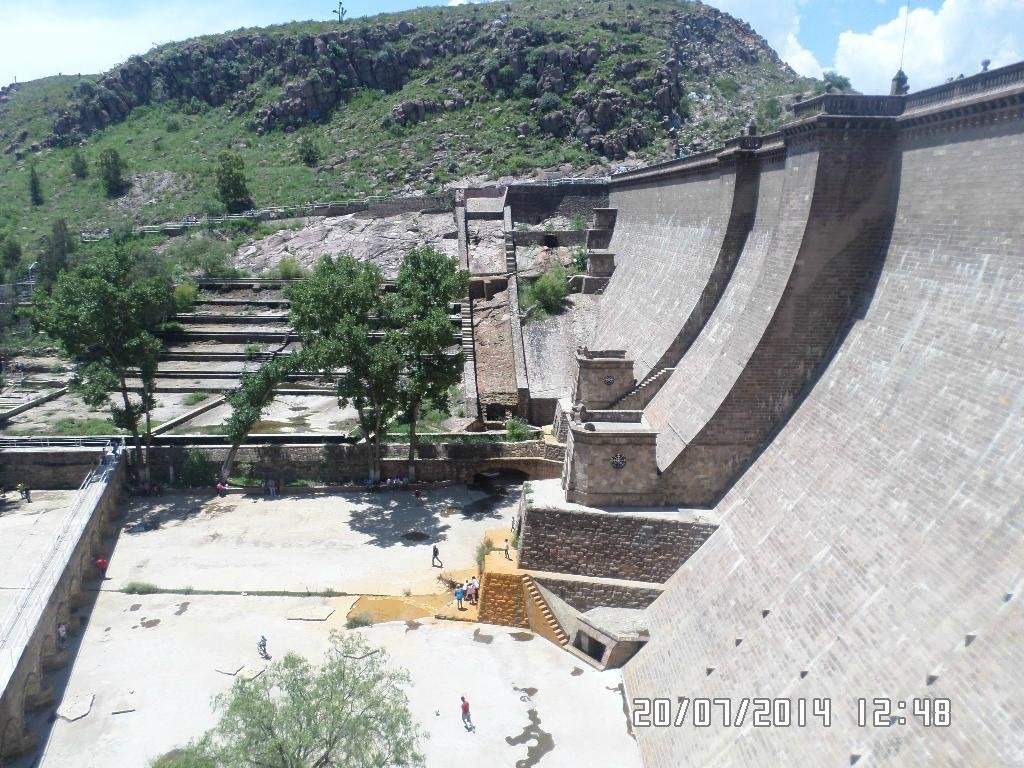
[518,505,717,583]
[477,572,528,628]
[617,90,1024,765]
[533,576,662,613]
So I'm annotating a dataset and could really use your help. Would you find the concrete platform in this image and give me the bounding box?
[105,486,519,595]
[25,592,639,767]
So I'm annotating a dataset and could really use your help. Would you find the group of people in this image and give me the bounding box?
[455,576,480,610]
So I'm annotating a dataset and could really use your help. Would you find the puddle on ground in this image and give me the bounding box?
[472,628,493,644]
[140,618,161,628]
[174,602,190,616]
[505,708,555,768]
[129,604,141,612]
[571,667,583,676]
[514,685,538,700]
[509,631,535,642]
[347,594,449,624]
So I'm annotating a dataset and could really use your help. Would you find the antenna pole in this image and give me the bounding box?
[899,5,911,71]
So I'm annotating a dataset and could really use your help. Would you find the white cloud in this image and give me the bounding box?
[833,0,1024,93]
[711,0,823,77]
[0,1,292,86]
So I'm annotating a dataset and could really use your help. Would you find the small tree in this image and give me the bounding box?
[296,134,321,167]
[215,150,254,214]
[823,71,852,92]
[70,151,89,179]
[28,164,43,206]
[158,633,424,768]
[333,1,347,23]
[1,236,22,280]
[38,218,76,288]
[220,358,291,482]
[99,147,128,197]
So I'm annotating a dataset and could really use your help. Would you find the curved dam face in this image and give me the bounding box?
[614,78,1024,765]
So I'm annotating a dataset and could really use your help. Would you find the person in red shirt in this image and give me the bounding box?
[460,696,474,731]
[95,557,109,577]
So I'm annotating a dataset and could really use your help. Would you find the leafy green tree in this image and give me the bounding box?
[30,241,173,468]
[526,264,568,315]
[28,164,43,206]
[220,357,291,482]
[70,151,89,179]
[1,235,22,280]
[160,633,423,768]
[823,71,852,92]
[388,247,468,478]
[215,150,254,214]
[99,147,128,197]
[296,134,321,167]
[38,218,76,288]
[289,256,404,482]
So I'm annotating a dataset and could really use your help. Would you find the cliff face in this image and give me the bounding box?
[42,0,811,159]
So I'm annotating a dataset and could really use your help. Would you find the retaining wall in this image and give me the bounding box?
[533,576,662,613]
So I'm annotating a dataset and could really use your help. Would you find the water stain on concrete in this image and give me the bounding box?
[348,594,448,623]
[514,685,538,700]
[141,618,161,629]
[505,708,555,768]
[129,604,141,612]
[404,620,422,632]
[606,683,634,737]
[174,602,190,616]
[570,667,584,676]
[472,628,494,644]
[509,631,535,642]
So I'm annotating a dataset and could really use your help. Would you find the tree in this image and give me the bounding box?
[215,150,253,214]
[99,147,128,197]
[158,633,424,768]
[289,256,405,483]
[70,151,89,179]
[28,164,43,206]
[38,218,76,288]
[333,1,347,22]
[1,236,22,281]
[823,71,852,92]
[388,247,468,478]
[220,357,292,483]
[30,241,173,469]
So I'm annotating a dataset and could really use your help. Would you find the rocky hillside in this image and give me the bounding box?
[0,0,819,242]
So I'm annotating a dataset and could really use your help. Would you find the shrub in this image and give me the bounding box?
[70,151,88,179]
[99,148,128,197]
[179,447,215,488]
[183,391,209,406]
[475,536,493,572]
[276,255,305,280]
[173,282,198,312]
[570,212,587,231]
[345,614,374,629]
[715,77,740,100]
[570,246,588,273]
[296,135,321,167]
[28,164,42,206]
[437,572,459,590]
[215,150,253,214]
[244,343,263,360]
[123,581,160,594]
[526,264,568,315]
[505,417,532,441]
[517,73,538,97]
[165,118,182,133]
[538,92,561,113]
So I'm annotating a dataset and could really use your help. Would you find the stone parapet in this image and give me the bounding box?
[571,348,635,409]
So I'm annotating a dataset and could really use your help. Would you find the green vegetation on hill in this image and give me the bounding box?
[0,0,824,260]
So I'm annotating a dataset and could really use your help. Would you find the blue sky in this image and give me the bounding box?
[2,1,1023,93]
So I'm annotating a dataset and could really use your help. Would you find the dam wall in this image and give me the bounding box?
[593,159,739,381]
[621,72,1024,766]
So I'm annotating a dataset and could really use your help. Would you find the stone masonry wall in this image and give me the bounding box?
[518,504,717,583]
[0,449,100,489]
[533,576,663,613]
[477,571,528,628]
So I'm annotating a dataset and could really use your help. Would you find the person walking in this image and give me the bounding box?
[460,696,474,731]
[504,537,511,560]
[455,585,464,611]
[432,544,443,568]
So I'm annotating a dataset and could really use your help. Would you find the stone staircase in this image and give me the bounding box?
[612,366,675,410]
[522,574,569,647]
[460,304,475,363]
[504,233,517,274]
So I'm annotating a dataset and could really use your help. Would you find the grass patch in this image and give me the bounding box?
[123,581,160,595]
[345,614,374,629]
[50,417,122,435]
[182,391,210,406]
